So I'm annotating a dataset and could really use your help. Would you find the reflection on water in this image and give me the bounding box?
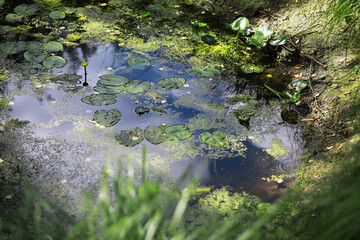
[4,43,304,203]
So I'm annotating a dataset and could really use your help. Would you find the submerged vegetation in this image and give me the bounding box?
[0,0,360,239]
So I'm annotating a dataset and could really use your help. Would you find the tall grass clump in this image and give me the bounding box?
[318,0,360,53]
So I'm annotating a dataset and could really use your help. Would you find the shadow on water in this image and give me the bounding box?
[3,42,304,203]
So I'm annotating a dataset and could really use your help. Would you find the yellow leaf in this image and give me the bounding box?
[0,158,4,163]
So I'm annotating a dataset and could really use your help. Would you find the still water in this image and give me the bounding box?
[6,43,303,203]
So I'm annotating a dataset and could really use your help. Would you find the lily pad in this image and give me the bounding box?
[81,93,117,106]
[43,56,67,68]
[13,62,42,75]
[50,74,82,84]
[93,109,121,127]
[24,50,48,63]
[144,125,168,144]
[135,107,150,116]
[49,11,66,20]
[14,4,39,16]
[281,109,298,124]
[93,84,125,94]
[246,37,266,48]
[164,125,192,141]
[231,17,250,35]
[287,79,308,91]
[270,35,288,46]
[127,57,151,69]
[152,107,167,114]
[0,41,27,54]
[43,41,63,51]
[98,74,130,86]
[200,130,228,147]
[125,80,151,94]
[158,77,186,90]
[115,128,144,147]
[254,25,273,41]
[25,41,43,51]
[5,14,23,23]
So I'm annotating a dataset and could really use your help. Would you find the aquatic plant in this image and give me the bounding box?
[231,17,288,48]
[127,57,151,69]
[115,127,144,147]
[200,130,228,147]
[43,56,67,68]
[163,125,192,141]
[157,77,186,90]
[81,93,117,106]
[125,80,151,94]
[92,109,121,127]
[144,125,168,144]
[265,79,308,103]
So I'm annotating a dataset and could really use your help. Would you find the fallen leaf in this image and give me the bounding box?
[183,84,190,87]
[161,122,167,126]
[0,158,4,163]
[161,100,167,104]
[294,64,304,69]
[119,18,125,25]
[99,3,107,7]
[134,100,139,104]
[344,90,352,95]
[348,76,356,81]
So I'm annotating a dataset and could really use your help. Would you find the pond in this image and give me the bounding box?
[0,1,304,208]
[2,42,303,203]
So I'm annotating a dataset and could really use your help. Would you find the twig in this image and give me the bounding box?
[307,74,325,116]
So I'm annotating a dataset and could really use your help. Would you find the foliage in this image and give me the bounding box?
[92,109,121,127]
[265,79,308,102]
[200,130,228,147]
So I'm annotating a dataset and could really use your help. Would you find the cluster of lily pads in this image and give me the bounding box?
[0,40,66,74]
[80,71,229,147]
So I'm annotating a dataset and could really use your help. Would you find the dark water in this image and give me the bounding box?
[4,43,303,203]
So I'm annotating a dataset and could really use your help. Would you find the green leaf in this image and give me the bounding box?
[42,41,63,51]
[93,84,125,94]
[283,91,300,102]
[14,4,39,16]
[43,56,67,68]
[135,107,150,116]
[127,57,151,69]
[13,62,42,75]
[231,17,249,32]
[98,74,130,86]
[49,11,66,20]
[200,130,228,147]
[164,125,192,141]
[125,80,151,94]
[0,41,27,54]
[287,79,308,91]
[253,25,273,41]
[115,128,144,147]
[141,11,150,18]
[5,14,23,23]
[0,0,5,7]
[157,77,186,90]
[144,125,168,144]
[25,41,43,50]
[93,109,121,127]
[269,35,288,46]
[81,93,117,106]
[50,74,82,84]
[24,50,48,63]
[264,84,283,98]
[246,37,266,48]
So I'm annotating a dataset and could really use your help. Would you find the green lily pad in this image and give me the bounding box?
[157,77,186,90]
[81,93,117,106]
[14,4,39,16]
[0,41,27,54]
[93,109,121,127]
[135,107,150,116]
[115,127,144,147]
[144,125,168,144]
[200,130,228,147]
[13,62,42,75]
[125,80,151,94]
[287,79,307,91]
[93,84,125,94]
[127,57,151,69]
[98,74,130,86]
[43,41,63,51]
[25,41,43,51]
[5,14,23,23]
[241,64,264,74]
[164,125,192,141]
[24,50,48,63]
[43,56,67,68]
[49,11,66,20]
[50,74,82,84]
